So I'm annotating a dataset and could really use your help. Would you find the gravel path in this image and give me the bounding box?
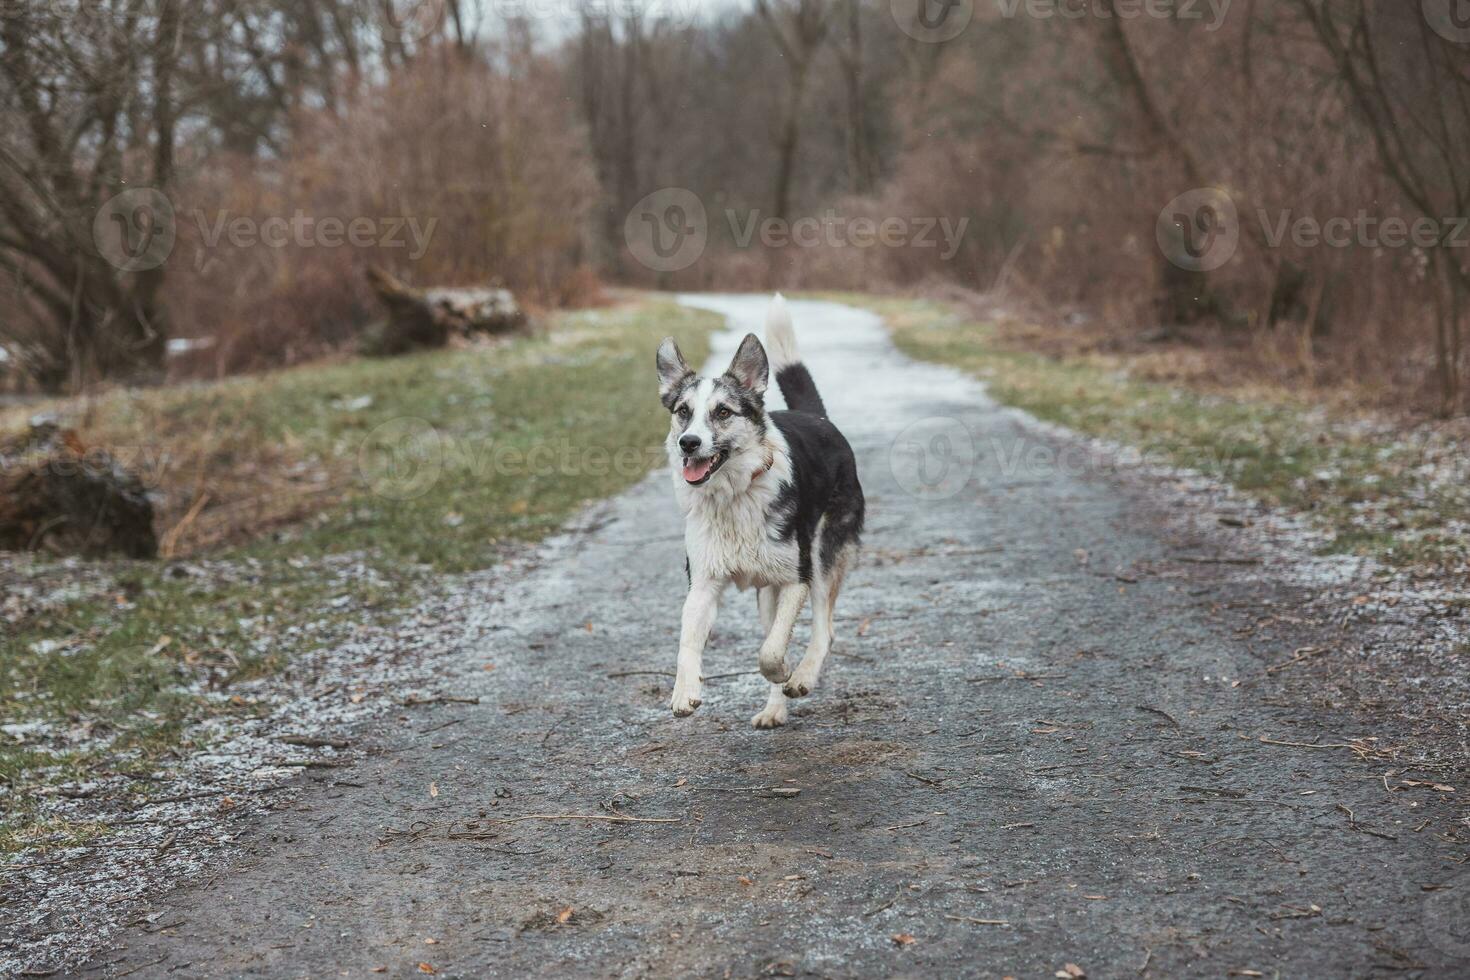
[64,296,1468,978]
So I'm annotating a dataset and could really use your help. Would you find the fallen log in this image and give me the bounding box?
[363,266,528,356]
[0,420,158,558]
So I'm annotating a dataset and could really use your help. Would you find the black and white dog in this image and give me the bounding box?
[655,296,864,728]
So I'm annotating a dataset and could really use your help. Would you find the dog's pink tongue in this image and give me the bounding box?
[683,457,713,483]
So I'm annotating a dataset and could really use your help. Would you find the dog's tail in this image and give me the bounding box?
[765,294,827,417]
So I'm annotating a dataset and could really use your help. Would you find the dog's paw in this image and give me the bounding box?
[670,678,703,718]
[751,701,788,729]
[782,664,817,699]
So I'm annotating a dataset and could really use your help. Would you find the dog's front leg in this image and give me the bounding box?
[671,579,722,717]
[757,582,809,684]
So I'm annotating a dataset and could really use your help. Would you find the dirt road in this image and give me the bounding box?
[65,296,1468,977]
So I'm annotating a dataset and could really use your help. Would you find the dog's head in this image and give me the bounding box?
[655,333,768,488]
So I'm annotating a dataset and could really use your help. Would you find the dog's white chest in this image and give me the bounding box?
[683,489,796,589]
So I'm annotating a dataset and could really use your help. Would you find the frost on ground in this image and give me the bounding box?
[1010,407,1470,732]
[0,514,601,975]
[3,296,1467,974]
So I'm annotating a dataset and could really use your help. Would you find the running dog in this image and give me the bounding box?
[655,295,864,728]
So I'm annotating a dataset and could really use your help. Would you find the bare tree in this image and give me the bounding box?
[755,0,833,222]
[835,0,872,194]
[0,0,185,390]
[1294,0,1470,414]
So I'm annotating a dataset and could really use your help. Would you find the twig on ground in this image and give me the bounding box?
[485,813,681,824]
[278,735,350,749]
[1266,647,1327,675]
[967,672,1067,684]
[703,670,761,681]
[886,819,928,831]
[863,885,903,917]
[1258,736,1398,761]
[1337,803,1398,841]
[1176,555,1261,565]
[1179,786,1247,798]
[944,914,1010,926]
[1165,796,1300,811]
[1136,705,1181,728]
[401,695,480,707]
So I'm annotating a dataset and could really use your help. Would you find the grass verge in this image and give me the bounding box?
[816,293,1468,570]
[0,297,716,848]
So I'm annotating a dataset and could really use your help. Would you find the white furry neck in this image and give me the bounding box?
[672,432,791,518]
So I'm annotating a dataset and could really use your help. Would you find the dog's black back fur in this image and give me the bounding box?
[769,409,864,584]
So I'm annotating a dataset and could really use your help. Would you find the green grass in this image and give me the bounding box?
[817,293,1467,570]
[1,298,716,846]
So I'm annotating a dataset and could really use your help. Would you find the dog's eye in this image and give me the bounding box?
[676,406,691,421]
[715,407,734,421]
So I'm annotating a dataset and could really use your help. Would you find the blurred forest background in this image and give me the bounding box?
[1,0,1467,414]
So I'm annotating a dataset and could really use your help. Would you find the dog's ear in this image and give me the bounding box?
[725,333,768,395]
[656,337,693,407]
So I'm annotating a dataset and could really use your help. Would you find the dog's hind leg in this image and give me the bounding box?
[782,573,832,699]
[751,586,790,728]
[824,546,853,648]
[757,582,808,684]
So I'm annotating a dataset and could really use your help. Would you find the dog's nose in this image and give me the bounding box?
[678,434,702,454]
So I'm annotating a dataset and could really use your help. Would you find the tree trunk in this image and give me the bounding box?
[0,422,158,558]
